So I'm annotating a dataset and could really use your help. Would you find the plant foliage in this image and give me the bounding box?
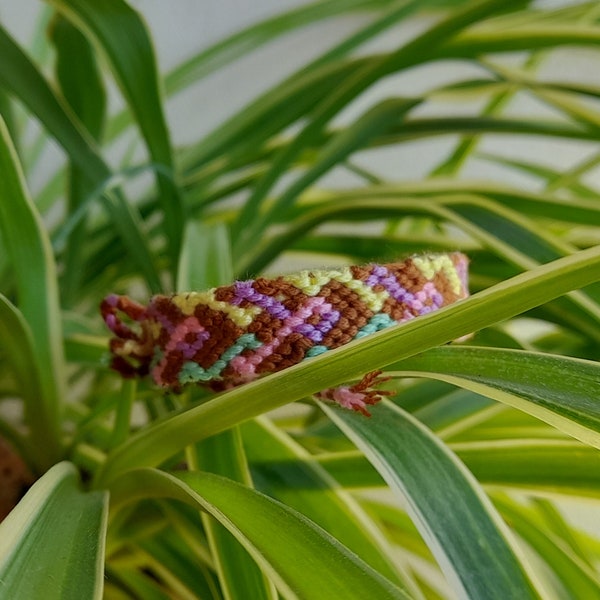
[0,0,600,598]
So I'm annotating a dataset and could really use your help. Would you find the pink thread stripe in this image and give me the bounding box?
[366,266,444,315]
[292,297,339,342]
[229,296,327,379]
[152,316,209,384]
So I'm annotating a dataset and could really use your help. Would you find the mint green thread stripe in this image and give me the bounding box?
[305,314,397,359]
[305,345,329,358]
[354,313,397,340]
[178,333,261,384]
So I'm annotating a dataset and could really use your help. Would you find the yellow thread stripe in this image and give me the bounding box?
[284,266,389,309]
[282,269,334,296]
[116,339,141,357]
[171,291,260,327]
[339,278,388,311]
[147,321,162,340]
[412,255,463,295]
[330,268,389,312]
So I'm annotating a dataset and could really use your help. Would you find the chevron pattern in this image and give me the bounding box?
[101,253,469,390]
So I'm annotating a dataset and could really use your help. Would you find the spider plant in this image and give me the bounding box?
[1,0,600,598]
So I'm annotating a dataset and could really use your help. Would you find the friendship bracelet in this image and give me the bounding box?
[101,252,469,414]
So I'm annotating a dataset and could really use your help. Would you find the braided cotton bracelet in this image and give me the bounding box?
[101,252,468,414]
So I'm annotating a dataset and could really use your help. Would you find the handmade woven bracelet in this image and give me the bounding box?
[101,252,468,414]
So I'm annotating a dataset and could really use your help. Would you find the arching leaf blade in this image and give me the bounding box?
[93,245,600,486]
[0,462,108,600]
[390,346,600,448]
[109,468,411,600]
[322,400,544,599]
[0,116,64,467]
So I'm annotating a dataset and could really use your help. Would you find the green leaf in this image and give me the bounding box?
[242,417,422,596]
[0,294,45,466]
[135,529,220,599]
[178,218,275,598]
[477,152,600,200]
[234,97,420,260]
[0,22,102,180]
[177,221,233,292]
[445,24,600,58]
[94,245,600,486]
[51,14,105,139]
[0,88,20,158]
[107,0,401,142]
[189,429,277,600]
[431,53,545,177]
[0,22,161,292]
[50,14,106,306]
[106,566,174,600]
[109,468,410,600]
[385,115,597,144]
[163,0,399,97]
[180,55,378,177]
[178,0,427,178]
[441,199,600,336]
[322,401,544,599]
[48,0,184,278]
[318,439,600,498]
[533,499,598,572]
[0,116,63,467]
[493,495,600,598]
[455,440,600,499]
[240,187,599,276]
[411,387,496,437]
[429,180,600,224]
[295,180,600,229]
[0,462,108,600]
[231,0,522,249]
[391,346,600,449]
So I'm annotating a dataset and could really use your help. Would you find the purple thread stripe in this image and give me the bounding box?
[232,281,291,319]
[293,299,340,343]
[366,265,443,315]
[176,329,211,359]
[148,305,177,333]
